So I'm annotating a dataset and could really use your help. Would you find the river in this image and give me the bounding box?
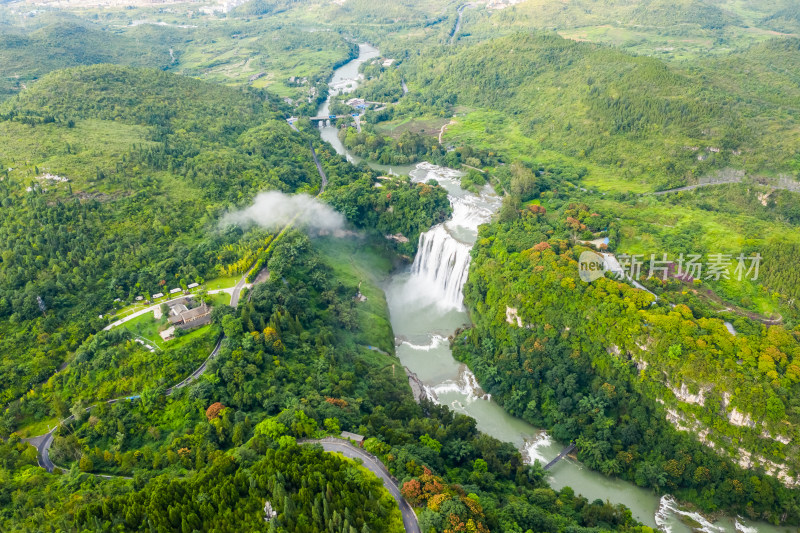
[316,43,790,533]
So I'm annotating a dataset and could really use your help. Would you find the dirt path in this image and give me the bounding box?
[439,119,455,144]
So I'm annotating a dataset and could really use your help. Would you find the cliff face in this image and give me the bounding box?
[649,373,797,487]
[466,239,800,488]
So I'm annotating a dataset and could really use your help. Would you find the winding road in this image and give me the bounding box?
[24,334,222,474]
[165,337,224,394]
[22,133,360,479]
[310,142,328,193]
[26,431,55,472]
[305,438,420,533]
[22,137,341,475]
[652,175,800,195]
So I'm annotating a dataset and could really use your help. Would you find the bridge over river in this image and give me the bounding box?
[543,442,577,471]
[308,113,362,132]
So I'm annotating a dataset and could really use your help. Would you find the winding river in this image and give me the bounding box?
[316,43,788,533]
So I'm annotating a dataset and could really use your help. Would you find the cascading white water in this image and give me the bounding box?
[522,432,554,465]
[656,495,727,533]
[426,365,492,406]
[410,225,472,309]
[406,164,500,310]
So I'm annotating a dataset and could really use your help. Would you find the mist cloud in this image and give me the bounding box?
[221,191,346,231]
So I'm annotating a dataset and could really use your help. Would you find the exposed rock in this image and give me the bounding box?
[728,408,756,428]
[720,392,756,427]
[665,395,796,488]
[737,449,799,488]
[405,368,427,403]
[697,428,715,449]
[670,382,706,406]
[385,233,409,243]
[505,306,523,327]
[264,500,277,521]
[665,408,695,432]
[761,430,791,445]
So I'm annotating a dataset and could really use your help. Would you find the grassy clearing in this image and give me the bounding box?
[315,236,396,355]
[108,303,150,321]
[0,119,153,186]
[122,310,216,351]
[168,324,217,351]
[16,416,60,438]
[208,291,231,307]
[447,110,656,194]
[596,194,800,317]
[109,275,237,319]
[375,115,451,139]
[121,312,163,348]
[205,275,239,291]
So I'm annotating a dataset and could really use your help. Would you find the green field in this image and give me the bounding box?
[316,235,396,355]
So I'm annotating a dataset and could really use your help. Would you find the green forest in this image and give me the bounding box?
[2,0,800,531]
[441,150,800,523]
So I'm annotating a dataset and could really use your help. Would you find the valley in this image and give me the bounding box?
[0,1,799,532]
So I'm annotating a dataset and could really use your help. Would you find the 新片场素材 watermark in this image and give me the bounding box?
[579,251,761,283]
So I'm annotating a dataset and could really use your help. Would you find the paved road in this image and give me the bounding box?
[103,303,160,331]
[166,337,224,394]
[229,276,251,308]
[307,438,420,533]
[652,178,742,195]
[24,335,225,474]
[364,344,392,356]
[310,142,328,193]
[24,422,127,479]
[22,138,350,479]
[103,292,206,331]
[24,431,55,471]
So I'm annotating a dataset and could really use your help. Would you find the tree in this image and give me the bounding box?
[79,454,94,472]
[206,402,225,421]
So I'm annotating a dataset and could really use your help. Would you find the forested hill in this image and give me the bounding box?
[455,201,800,524]
[0,20,182,99]
[0,65,449,407]
[398,32,800,188]
[704,37,800,110]
[4,64,275,149]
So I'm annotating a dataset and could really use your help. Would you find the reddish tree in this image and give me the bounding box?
[205,402,225,421]
[401,479,422,505]
[324,397,348,408]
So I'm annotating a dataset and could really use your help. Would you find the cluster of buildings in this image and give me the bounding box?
[158,297,212,341]
[152,282,198,301]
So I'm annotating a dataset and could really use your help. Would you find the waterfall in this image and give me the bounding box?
[410,224,472,309]
[405,163,500,311]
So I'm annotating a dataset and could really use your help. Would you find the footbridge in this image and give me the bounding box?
[543,442,577,471]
